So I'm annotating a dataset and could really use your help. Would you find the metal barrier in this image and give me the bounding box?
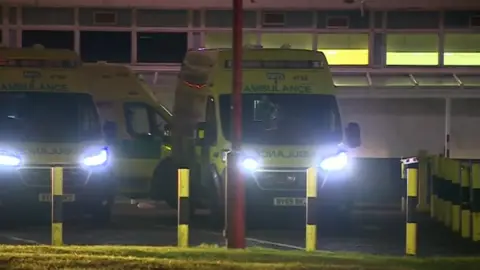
[401,153,480,249]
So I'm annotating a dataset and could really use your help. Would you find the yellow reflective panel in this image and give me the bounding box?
[261,33,313,50]
[317,34,368,65]
[205,32,257,48]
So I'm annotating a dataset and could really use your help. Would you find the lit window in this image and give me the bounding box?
[444,34,480,66]
[205,32,257,48]
[386,34,438,66]
[317,34,368,65]
[261,33,313,50]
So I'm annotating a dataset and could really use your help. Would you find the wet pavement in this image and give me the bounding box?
[0,201,479,257]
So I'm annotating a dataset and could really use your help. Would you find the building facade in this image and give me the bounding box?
[1,5,480,68]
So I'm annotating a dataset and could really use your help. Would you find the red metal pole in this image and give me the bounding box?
[227,0,245,249]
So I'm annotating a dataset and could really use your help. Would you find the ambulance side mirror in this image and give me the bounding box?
[345,122,361,148]
[103,121,117,140]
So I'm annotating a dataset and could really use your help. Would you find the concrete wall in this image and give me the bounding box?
[340,98,480,159]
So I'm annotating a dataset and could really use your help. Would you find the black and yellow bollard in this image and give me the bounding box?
[417,150,430,213]
[400,159,406,212]
[471,164,480,242]
[430,156,439,219]
[443,158,453,228]
[406,163,418,256]
[177,168,190,248]
[437,156,446,223]
[305,167,317,252]
[460,164,471,239]
[451,160,461,233]
[51,167,63,246]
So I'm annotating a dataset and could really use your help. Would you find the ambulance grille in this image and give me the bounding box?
[18,168,89,187]
[253,168,307,190]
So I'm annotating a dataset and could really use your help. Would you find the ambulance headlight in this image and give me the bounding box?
[82,148,108,167]
[320,152,348,171]
[241,157,259,171]
[0,152,21,166]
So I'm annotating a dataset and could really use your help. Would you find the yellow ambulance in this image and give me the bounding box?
[0,45,115,222]
[80,62,173,202]
[161,47,361,224]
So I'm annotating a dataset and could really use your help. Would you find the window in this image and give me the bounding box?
[317,34,368,65]
[0,92,101,142]
[96,101,116,124]
[124,104,151,136]
[137,32,187,63]
[262,12,285,26]
[386,34,438,66]
[80,100,100,133]
[80,31,131,63]
[22,30,74,50]
[470,15,480,28]
[261,33,313,50]
[205,32,257,48]
[94,12,117,25]
[444,34,480,66]
[326,16,349,29]
[219,94,342,145]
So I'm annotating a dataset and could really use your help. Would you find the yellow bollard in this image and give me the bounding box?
[177,168,190,248]
[305,167,317,252]
[51,167,63,246]
[451,161,461,233]
[460,164,471,239]
[406,165,418,256]
[472,164,480,242]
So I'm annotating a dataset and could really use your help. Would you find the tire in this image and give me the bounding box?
[204,170,225,230]
[151,159,177,209]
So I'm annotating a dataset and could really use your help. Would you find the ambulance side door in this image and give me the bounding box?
[120,102,165,197]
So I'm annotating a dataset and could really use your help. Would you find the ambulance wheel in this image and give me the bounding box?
[205,174,225,230]
[152,159,177,208]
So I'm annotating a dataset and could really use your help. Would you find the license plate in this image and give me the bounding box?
[273,197,306,206]
[38,194,75,202]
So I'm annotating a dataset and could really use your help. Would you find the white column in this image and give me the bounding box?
[131,8,137,64]
[74,8,80,54]
[15,6,21,47]
[1,6,9,46]
[444,98,451,158]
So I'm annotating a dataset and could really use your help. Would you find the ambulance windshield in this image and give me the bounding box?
[219,94,342,145]
[0,92,102,142]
